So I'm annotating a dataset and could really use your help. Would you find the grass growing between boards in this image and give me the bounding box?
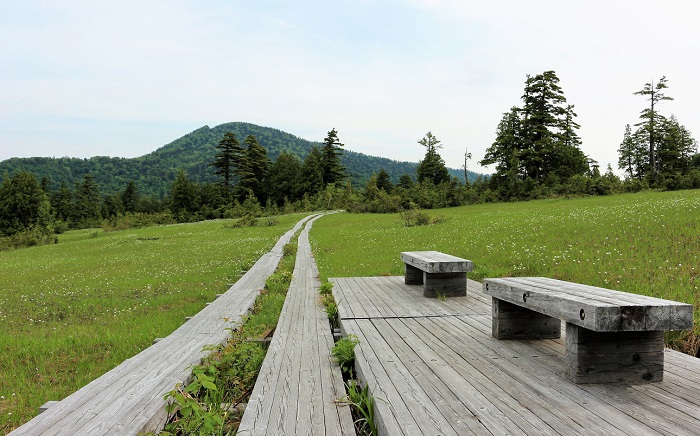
[160,240,297,435]
[0,214,306,434]
[331,334,377,436]
[310,190,700,355]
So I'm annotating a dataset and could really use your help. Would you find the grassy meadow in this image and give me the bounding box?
[311,190,700,349]
[0,215,304,433]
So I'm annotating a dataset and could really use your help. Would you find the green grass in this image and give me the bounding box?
[0,215,305,433]
[310,191,700,344]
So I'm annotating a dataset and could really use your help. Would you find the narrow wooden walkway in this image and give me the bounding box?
[238,215,355,435]
[332,275,700,436]
[9,215,315,436]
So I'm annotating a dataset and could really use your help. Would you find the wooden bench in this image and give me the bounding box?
[482,277,694,384]
[400,251,473,298]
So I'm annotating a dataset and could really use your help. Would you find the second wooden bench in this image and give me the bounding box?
[482,277,693,384]
[401,251,473,298]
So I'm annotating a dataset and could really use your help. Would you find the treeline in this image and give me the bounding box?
[480,72,700,200]
[0,121,479,199]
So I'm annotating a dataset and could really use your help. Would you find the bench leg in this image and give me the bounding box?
[565,323,664,384]
[405,264,423,285]
[491,298,561,340]
[423,272,466,297]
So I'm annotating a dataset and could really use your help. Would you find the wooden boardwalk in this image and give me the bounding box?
[332,275,700,436]
[238,215,355,435]
[9,215,314,436]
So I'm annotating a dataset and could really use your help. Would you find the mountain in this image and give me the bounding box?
[0,122,481,198]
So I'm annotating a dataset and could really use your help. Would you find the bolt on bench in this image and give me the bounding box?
[401,251,473,297]
[482,277,694,384]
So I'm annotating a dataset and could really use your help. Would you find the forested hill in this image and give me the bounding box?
[0,122,478,198]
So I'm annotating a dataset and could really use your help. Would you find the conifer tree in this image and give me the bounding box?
[416,131,449,185]
[320,128,346,186]
[635,76,673,178]
[212,132,244,194]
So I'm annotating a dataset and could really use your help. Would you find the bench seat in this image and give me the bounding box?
[400,251,473,298]
[483,277,693,384]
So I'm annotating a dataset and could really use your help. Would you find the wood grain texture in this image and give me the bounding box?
[400,251,474,273]
[482,277,693,332]
[9,215,316,436]
[332,275,700,435]
[237,215,353,436]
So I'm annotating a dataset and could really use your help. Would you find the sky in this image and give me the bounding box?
[1,0,698,175]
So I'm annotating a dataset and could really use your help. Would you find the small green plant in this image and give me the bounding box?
[162,365,230,435]
[344,379,377,436]
[435,290,447,301]
[319,281,333,296]
[282,241,297,258]
[332,334,359,379]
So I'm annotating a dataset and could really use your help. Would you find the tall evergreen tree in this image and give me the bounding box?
[74,174,101,225]
[267,151,302,205]
[320,128,346,186]
[170,169,197,220]
[416,131,449,184]
[618,124,647,180]
[519,71,588,182]
[52,181,74,222]
[237,135,270,202]
[634,76,673,179]
[375,168,393,193]
[121,180,139,213]
[212,132,244,194]
[299,146,324,196]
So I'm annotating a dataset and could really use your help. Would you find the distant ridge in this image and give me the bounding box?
[0,122,481,197]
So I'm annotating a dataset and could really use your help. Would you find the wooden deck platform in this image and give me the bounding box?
[331,276,700,436]
[9,216,315,436]
[238,216,354,435]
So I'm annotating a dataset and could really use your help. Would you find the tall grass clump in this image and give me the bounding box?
[0,214,306,433]
[310,190,700,354]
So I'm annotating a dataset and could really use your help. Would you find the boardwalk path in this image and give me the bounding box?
[238,214,355,435]
[332,275,700,436]
[10,215,315,436]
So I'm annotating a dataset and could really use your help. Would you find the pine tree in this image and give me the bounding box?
[320,128,346,186]
[121,180,139,213]
[237,135,270,203]
[416,132,449,185]
[375,168,393,193]
[267,151,302,205]
[299,147,324,196]
[74,174,101,225]
[618,124,647,180]
[212,132,244,194]
[634,76,673,179]
[170,169,196,220]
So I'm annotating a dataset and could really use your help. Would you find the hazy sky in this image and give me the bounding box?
[1,1,698,175]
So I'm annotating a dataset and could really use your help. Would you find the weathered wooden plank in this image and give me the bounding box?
[238,215,352,436]
[10,216,317,436]
[565,323,665,384]
[340,319,424,436]
[400,251,473,273]
[488,277,694,331]
[445,315,664,435]
[423,271,467,297]
[492,297,561,339]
